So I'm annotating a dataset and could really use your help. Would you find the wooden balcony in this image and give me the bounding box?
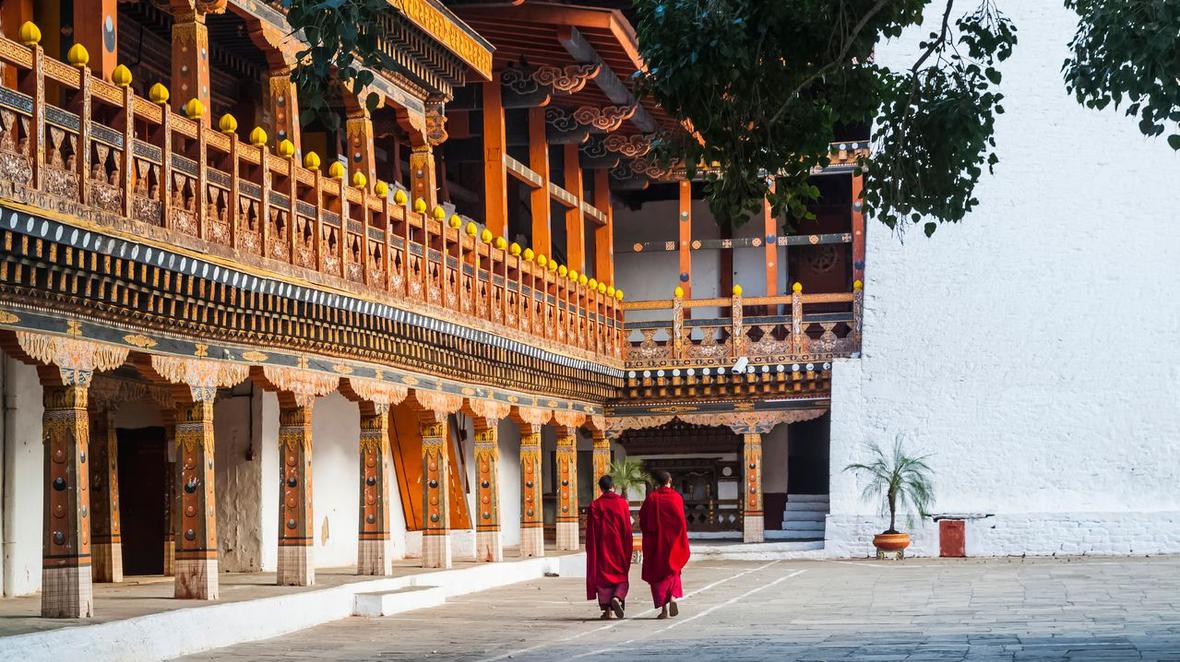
[621,288,862,371]
[0,35,622,365]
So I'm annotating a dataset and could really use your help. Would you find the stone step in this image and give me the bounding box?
[767,530,827,542]
[782,509,826,522]
[779,520,826,532]
[786,494,830,503]
[783,501,829,513]
[354,585,447,617]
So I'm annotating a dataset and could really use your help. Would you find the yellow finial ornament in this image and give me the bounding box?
[183,98,205,120]
[249,126,268,148]
[449,215,462,230]
[431,206,445,222]
[536,254,548,268]
[67,44,90,68]
[328,161,346,179]
[495,236,508,250]
[18,21,41,46]
[149,83,170,105]
[351,170,367,189]
[548,260,558,273]
[616,289,624,301]
[394,189,408,205]
[673,286,684,299]
[558,265,568,278]
[578,274,588,287]
[413,198,427,213]
[792,281,803,293]
[303,151,321,170]
[597,282,607,294]
[278,139,296,159]
[111,64,133,88]
[510,242,522,256]
[219,113,238,135]
[465,221,478,237]
[853,279,863,290]
[732,284,743,297]
[480,228,493,243]
[588,278,598,290]
[374,180,389,197]
[607,285,616,297]
[568,269,579,282]
[523,248,535,262]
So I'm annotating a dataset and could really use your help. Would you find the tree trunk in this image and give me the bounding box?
[888,491,897,533]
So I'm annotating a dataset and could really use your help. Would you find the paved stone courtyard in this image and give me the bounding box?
[178,556,1180,661]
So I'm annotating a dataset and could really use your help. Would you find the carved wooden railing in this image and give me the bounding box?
[0,33,623,363]
[621,287,863,370]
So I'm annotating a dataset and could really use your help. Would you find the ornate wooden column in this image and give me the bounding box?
[418,410,451,568]
[742,432,765,544]
[467,417,498,562]
[170,1,212,125]
[517,422,544,558]
[563,144,586,272]
[88,407,122,583]
[345,106,377,187]
[357,405,393,575]
[528,107,551,255]
[483,76,508,236]
[40,379,94,618]
[593,169,614,284]
[553,425,580,551]
[591,429,611,484]
[277,400,315,585]
[678,180,693,298]
[266,69,301,156]
[763,179,779,297]
[173,399,219,598]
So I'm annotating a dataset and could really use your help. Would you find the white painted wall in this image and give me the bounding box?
[214,391,261,571]
[497,418,522,548]
[1,357,43,596]
[828,2,1180,558]
[308,392,360,568]
[258,390,279,572]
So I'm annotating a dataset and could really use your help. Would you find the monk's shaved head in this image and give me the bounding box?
[598,475,614,492]
[654,470,672,486]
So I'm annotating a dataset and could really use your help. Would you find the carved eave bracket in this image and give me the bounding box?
[465,397,512,423]
[501,63,602,108]
[341,376,409,414]
[254,365,340,408]
[14,331,129,387]
[605,409,828,439]
[146,355,250,403]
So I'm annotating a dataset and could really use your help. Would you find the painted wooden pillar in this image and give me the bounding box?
[277,402,315,586]
[473,417,502,562]
[170,7,211,126]
[564,144,585,272]
[419,412,452,568]
[357,406,394,575]
[742,432,765,544]
[591,429,611,484]
[518,423,544,558]
[483,76,508,237]
[345,107,376,188]
[528,107,551,256]
[88,408,122,583]
[174,400,219,599]
[763,180,779,297]
[0,0,33,88]
[74,0,118,80]
[265,70,301,157]
[851,172,865,285]
[678,180,692,298]
[409,144,437,211]
[554,425,579,551]
[593,169,614,284]
[41,383,94,618]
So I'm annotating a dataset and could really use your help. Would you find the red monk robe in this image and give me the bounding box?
[585,490,634,611]
[640,486,691,610]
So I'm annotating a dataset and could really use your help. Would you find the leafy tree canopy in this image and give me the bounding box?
[284,0,1180,235]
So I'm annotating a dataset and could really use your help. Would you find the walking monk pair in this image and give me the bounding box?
[585,470,690,620]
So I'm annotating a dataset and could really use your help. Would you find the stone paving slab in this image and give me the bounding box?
[176,556,1180,661]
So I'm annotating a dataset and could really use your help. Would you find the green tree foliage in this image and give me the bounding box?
[607,458,651,500]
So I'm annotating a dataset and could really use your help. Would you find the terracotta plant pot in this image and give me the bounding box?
[873,532,911,560]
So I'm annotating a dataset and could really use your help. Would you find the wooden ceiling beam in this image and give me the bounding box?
[557,26,657,133]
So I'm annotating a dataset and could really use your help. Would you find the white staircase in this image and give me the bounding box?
[775,494,828,541]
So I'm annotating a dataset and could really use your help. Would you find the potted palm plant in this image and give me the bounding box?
[843,436,934,559]
[607,458,650,562]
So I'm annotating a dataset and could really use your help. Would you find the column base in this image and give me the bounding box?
[743,514,765,544]
[422,532,452,569]
[357,538,394,576]
[475,530,503,562]
[175,557,219,599]
[520,527,545,558]
[92,541,124,583]
[556,521,579,551]
[163,540,175,577]
[277,546,315,586]
[41,565,94,618]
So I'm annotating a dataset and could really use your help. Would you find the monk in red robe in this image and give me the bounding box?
[640,469,691,618]
[585,474,634,619]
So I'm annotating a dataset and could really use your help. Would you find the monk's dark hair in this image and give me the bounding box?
[598,475,613,492]
[653,469,672,486]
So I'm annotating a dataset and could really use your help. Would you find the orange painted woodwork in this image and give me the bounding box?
[528,107,551,256]
[593,169,613,283]
[678,180,692,299]
[852,173,865,284]
[763,181,778,296]
[563,143,585,272]
[170,13,212,126]
[74,0,118,79]
[346,111,376,188]
[482,77,508,237]
[389,401,471,531]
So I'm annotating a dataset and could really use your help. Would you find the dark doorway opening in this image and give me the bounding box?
[117,426,167,575]
[787,413,831,495]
